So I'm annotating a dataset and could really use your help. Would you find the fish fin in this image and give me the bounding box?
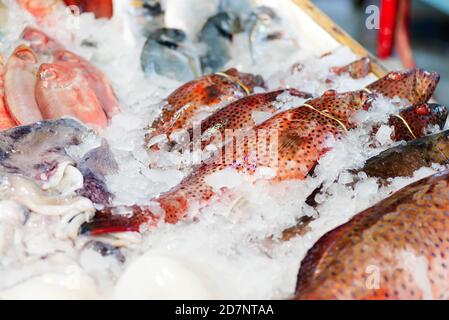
[80,205,154,235]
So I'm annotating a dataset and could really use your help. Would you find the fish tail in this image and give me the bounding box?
[80,205,155,235]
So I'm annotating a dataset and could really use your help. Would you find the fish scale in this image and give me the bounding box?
[366,68,440,105]
[82,68,440,235]
[179,88,312,152]
[81,90,372,235]
[145,68,264,147]
[295,170,449,300]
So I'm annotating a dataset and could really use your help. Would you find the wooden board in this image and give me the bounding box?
[291,0,387,78]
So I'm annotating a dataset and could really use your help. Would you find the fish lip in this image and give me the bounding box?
[12,45,37,64]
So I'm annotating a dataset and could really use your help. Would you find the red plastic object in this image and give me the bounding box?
[63,0,113,19]
[377,0,398,59]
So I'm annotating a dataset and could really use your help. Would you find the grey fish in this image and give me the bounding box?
[199,12,243,73]
[0,118,117,206]
[141,28,201,82]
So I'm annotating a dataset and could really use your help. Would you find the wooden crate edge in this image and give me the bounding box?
[292,0,387,78]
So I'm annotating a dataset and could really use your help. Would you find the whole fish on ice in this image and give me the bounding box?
[35,62,108,129]
[53,49,121,119]
[176,89,312,153]
[145,68,264,148]
[82,89,373,235]
[362,129,449,180]
[295,169,449,299]
[141,28,201,82]
[366,68,439,105]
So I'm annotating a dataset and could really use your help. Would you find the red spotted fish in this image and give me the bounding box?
[178,69,440,153]
[81,90,372,235]
[176,88,312,152]
[366,68,439,105]
[145,68,264,148]
[383,103,448,142]
[330,57,371,79]
[295,169,449,300]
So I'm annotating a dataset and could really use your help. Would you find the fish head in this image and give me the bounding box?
[21,27,48,46]
[11,45,38,65]
[38,63,76,89]
[208,12,242,39]
[54,49,85,65]
[149,28,186,49]
[411,103,449,129]
[367,68,440,105]
[224,68,265,93]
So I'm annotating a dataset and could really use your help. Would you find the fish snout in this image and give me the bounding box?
[38,63,74,86]
[428,103,449,129]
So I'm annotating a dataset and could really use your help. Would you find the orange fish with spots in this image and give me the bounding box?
[0,56,16,131]
[366,68,439,105]
[145,68,264,148]
[176,89,312,152]
[81,90,372,235]
[330,57,372,79]
[295,169,449,300]
[385,103,448,142]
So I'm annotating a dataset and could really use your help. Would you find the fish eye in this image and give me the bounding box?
[57,51,79,63]
[416,104,430,116]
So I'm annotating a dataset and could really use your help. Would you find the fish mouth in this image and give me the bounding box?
[430,103,449,129]
[13,45,37,64]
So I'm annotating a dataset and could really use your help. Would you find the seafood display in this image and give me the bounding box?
[139,0,297,80]
[1,0,449,301]
[0,26,119,130]
[295,169,449,299]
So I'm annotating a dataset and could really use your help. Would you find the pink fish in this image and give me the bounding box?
[21,26,63,55]
[54,49,120,119]
[4,45,43,125]
[35,62,108,128]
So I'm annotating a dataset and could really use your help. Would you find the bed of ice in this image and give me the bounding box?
[0,0,446,299]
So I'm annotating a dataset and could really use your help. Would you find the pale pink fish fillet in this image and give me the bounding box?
[4,45,43,125]
[54,49,120,119]
[35,62,108,129]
